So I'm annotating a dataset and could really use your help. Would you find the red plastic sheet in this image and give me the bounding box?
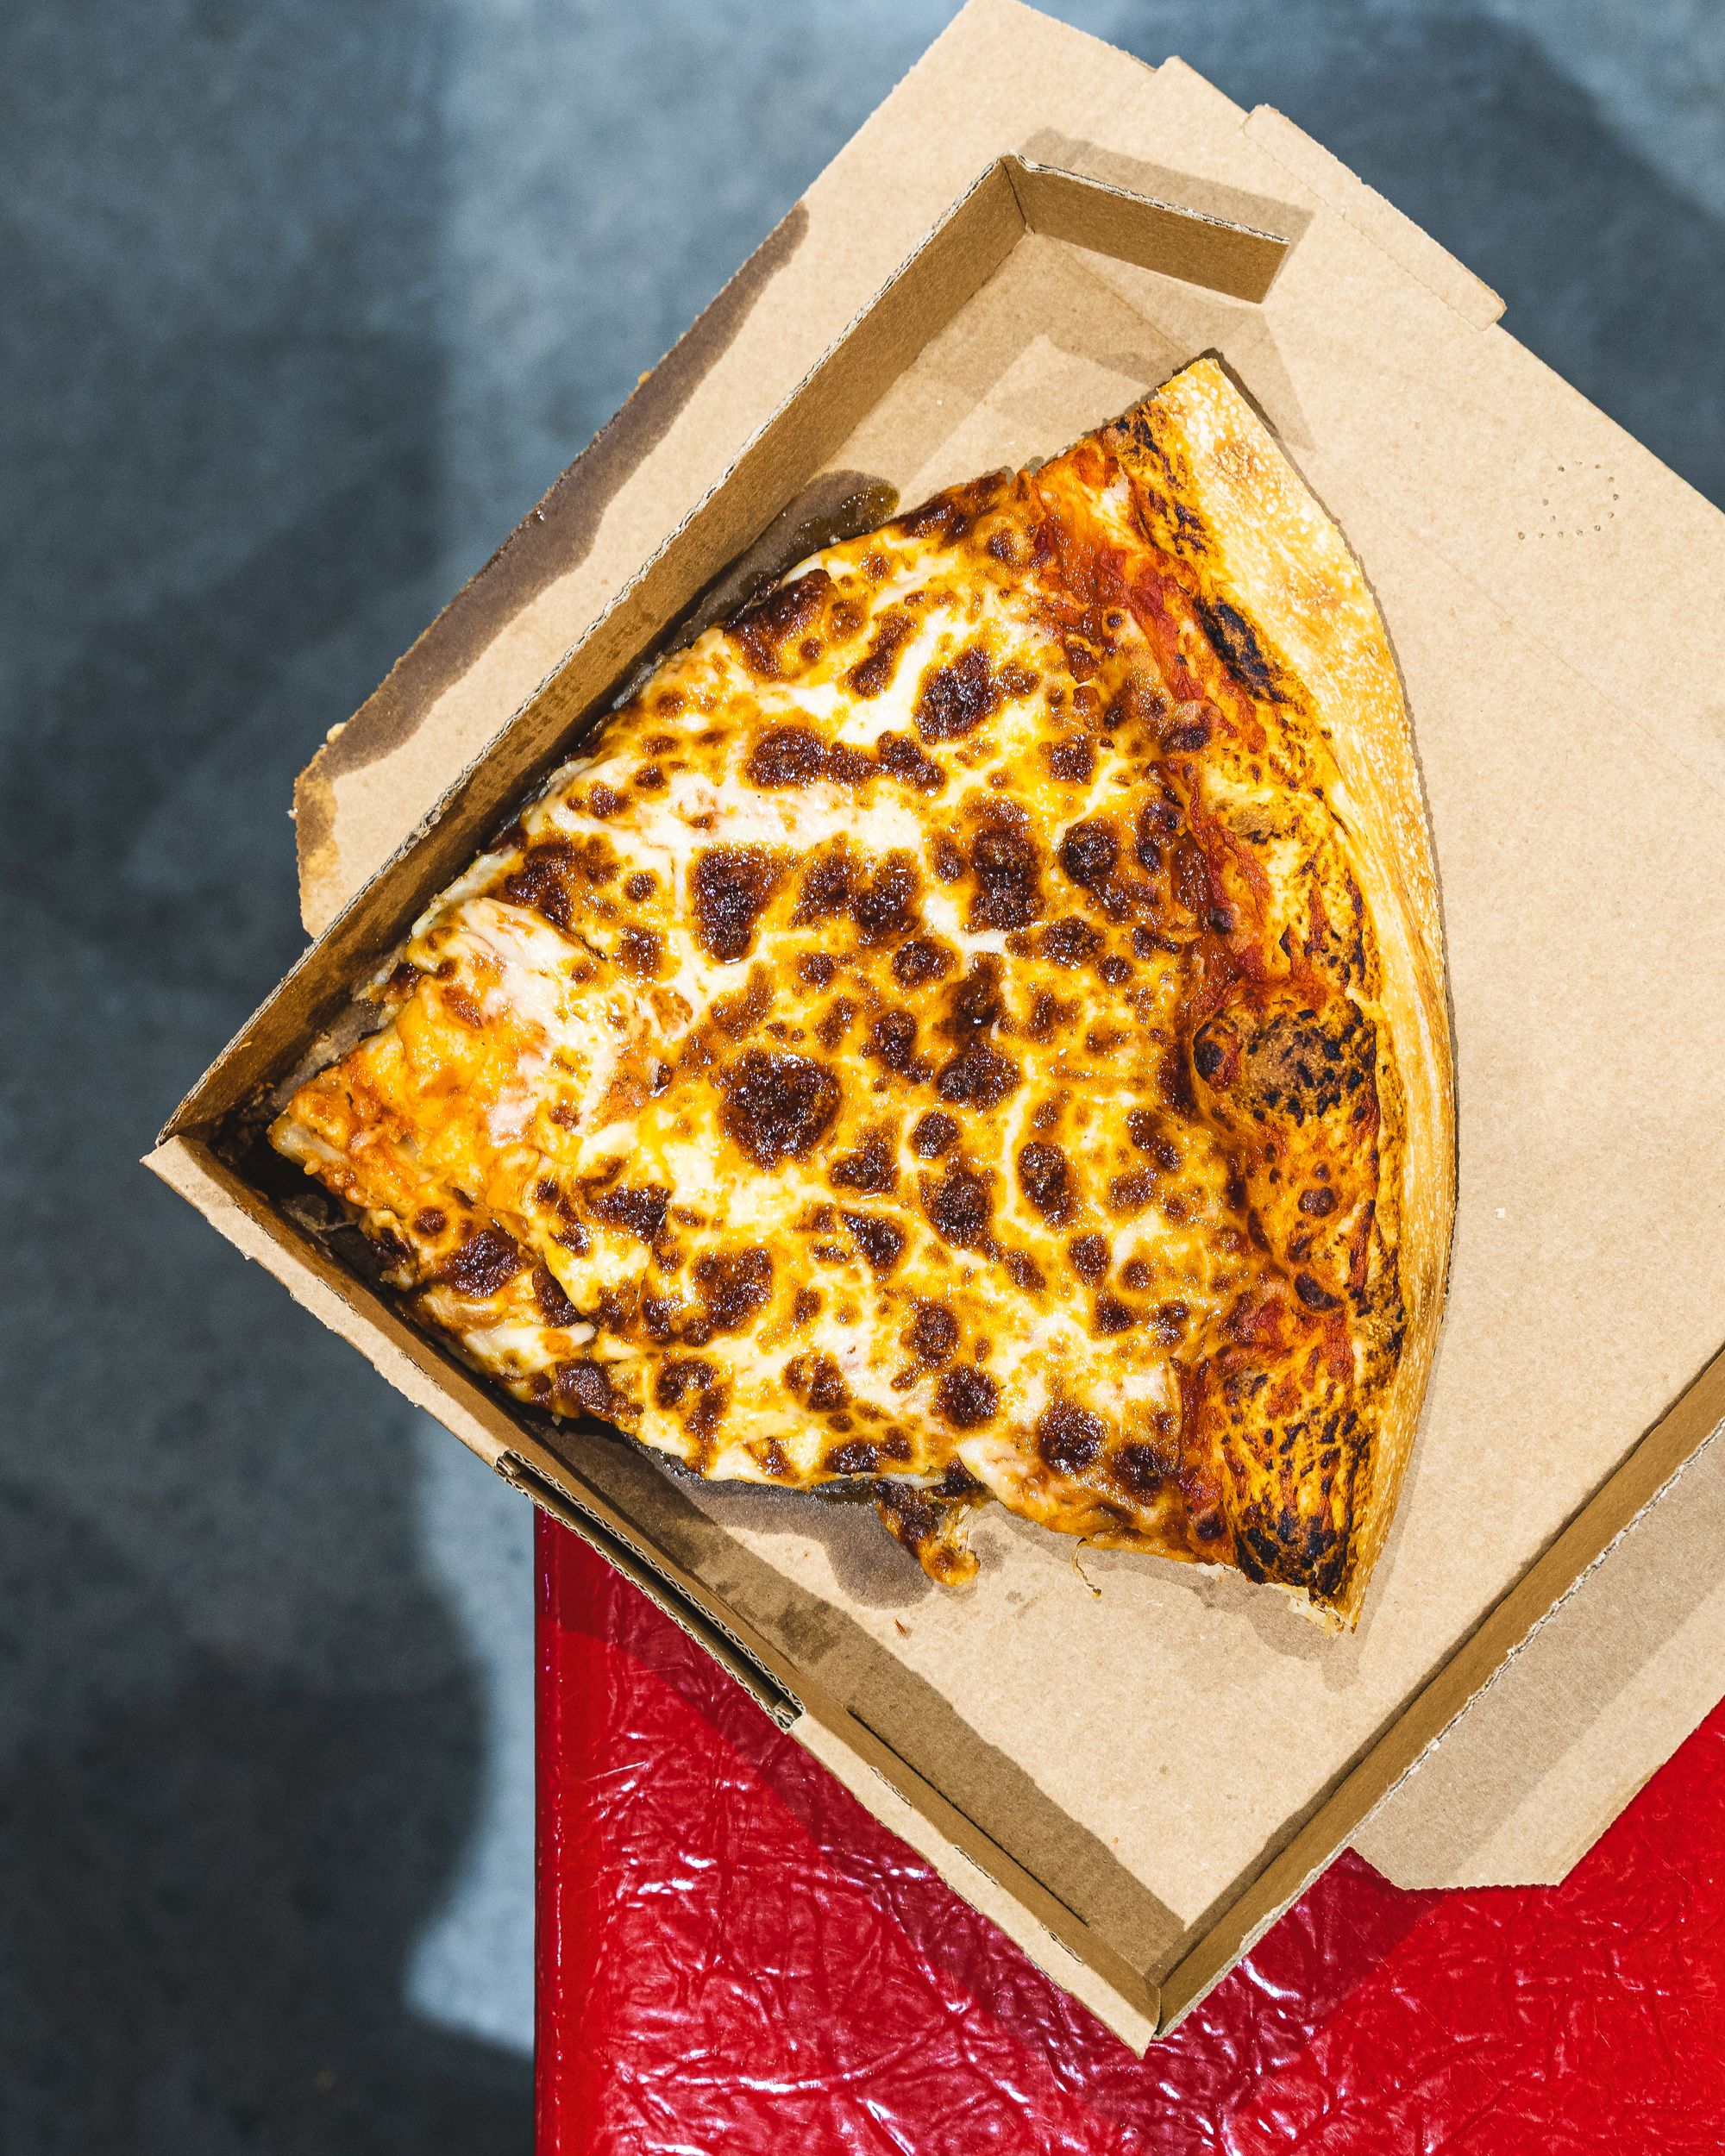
[536,1514,1725,2153]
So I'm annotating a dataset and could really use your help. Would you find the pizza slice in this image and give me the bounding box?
[273,357,1454,1627]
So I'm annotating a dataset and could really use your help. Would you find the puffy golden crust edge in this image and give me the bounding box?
[1114,359,1457,1627]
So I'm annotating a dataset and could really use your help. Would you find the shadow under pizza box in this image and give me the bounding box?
[147,1,1725,2048]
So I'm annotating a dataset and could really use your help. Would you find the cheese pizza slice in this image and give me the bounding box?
[273,358,1454,1627]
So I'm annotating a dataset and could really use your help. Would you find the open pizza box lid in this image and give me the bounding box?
[151,0,1725,2046]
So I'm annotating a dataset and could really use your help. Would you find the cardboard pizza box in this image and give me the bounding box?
[148,1,1725,2046]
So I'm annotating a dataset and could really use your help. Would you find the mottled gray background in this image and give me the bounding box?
[3,1,1720,2147]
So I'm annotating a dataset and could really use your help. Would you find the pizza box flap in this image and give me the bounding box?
[280,0,1725,1914]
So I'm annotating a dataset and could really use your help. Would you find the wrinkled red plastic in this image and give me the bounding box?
[536,1514,1725,2153]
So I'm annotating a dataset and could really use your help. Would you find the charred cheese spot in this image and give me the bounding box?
[846,611,916,698]
[966,813,1043,931]
[785,1351,849,1411]
[909,1111,957,1158]
[829,1131,896,1194]
[1058,819,1120,890]
[906,1301,959,1364]
[748,725,827,787]
[1037,1401,1106,1473]
[728,568,833,677]
[440,1228,526,1299]
[693,847,781,963]
[841,1211,906,1273]
[1068,1233,1109,1282]
[937,1365,999,1428]
[591,1185,669,1244]
[533,1266,580,1326]
[875,733,945,794]
[921,1163,992,1250]
[553,1361,627,1420]
[720,1051,840,1167]
[852,854,920,943]
[872,1478,982,1587]
[891,937,954,988]
[1017,1141,1074,1224]
[618,925,662,978]
[934,1038,1019,1110]
[693,1249,773,1333]
[914,644,1002,743]
[656,1357,715,1408]
[1042,916,1100,968]
[1044,736,1095,784]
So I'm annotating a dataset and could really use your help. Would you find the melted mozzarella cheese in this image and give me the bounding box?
[272,368,1401,1597]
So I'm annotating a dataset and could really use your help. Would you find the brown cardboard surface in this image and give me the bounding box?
[1355,1407,1725,1891]
[160,2,1725,2045]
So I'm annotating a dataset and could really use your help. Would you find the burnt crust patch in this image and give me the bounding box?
[1194,590,1288,704]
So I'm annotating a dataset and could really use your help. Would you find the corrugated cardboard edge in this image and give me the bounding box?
[146,1133,1163,2047]
[1353,1416,1725,1890]
[491,1449,1164,2049]
[1157,1338,1725,2031]
[1239,94,1504,329]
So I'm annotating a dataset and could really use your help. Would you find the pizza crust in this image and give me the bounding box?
[1109,359,1457,1624]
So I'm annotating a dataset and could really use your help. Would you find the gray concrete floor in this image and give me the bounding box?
[2,2,1720,2147]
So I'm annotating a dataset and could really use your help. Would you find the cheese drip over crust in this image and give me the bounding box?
[273,360,1433,1623]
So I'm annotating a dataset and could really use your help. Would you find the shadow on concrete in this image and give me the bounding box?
[1122,2,1725,510]
[0,0,529,2146]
